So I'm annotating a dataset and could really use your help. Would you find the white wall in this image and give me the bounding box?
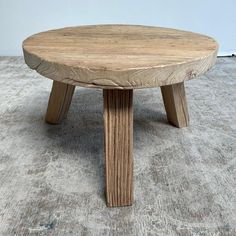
[0,0,235,56]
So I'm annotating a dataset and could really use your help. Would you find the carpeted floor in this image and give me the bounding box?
[0,57,236,235]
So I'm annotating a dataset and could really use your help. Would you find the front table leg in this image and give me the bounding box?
[161,82,189,128]
[103,89,133,207]
[45,81,75,124]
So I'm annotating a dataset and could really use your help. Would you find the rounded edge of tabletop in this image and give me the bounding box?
[22,26,219,90]
[22,49,219,90]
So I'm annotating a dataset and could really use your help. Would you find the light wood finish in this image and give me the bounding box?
[23,25,218,89]
[45,81,75,124]
[103,89,133,207]
[22,25,219,207]
[161,82,189,128]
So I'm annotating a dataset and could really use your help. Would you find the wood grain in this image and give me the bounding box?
[103,89,133,207]
[23,25,218,89]
[161,82,189,128]
[45,80,75,124]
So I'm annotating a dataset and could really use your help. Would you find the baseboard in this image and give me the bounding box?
[218,52,236,57]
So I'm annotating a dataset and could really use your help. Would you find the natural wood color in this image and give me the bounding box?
[103,89,133,207]
[45,80,75,124]
[22,25,219,208]
[23,25,218,89]
[161,82,189,128]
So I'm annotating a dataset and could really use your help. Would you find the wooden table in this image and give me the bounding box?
[23,25,218,207]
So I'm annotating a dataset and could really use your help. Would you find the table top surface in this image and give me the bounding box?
[23,25,218,89]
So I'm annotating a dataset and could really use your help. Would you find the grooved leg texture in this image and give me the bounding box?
[103,89,133,207]
[161,82,189,128]
[45,81,75,124]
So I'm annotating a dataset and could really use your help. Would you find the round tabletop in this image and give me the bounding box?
[23,25,218,89]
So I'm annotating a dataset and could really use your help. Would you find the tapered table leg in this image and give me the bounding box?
[161,82,189,128]
[45,81,75,124]
[103,89,133,207]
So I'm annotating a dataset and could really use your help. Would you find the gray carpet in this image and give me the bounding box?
[0,57,236,236]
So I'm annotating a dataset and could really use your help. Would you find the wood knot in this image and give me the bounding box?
[187,70,197,78]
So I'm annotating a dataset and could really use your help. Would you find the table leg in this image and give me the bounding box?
[161,82,189,128]
[103,89,133,207]
[45,81,75,124]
